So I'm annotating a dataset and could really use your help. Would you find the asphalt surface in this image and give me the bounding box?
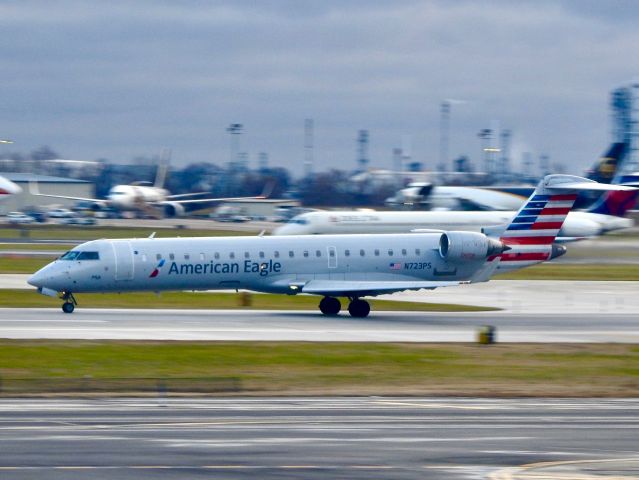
[1,307,638,342]
[0,397,637,480]
[3,275,639,313]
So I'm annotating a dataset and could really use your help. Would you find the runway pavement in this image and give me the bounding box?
[1,307,638,342]
[3,275,639,314]
[0,397,637,480]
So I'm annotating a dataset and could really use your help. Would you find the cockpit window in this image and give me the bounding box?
[287,217,308,225]
[77,251,100,260]
[60,251,99,261]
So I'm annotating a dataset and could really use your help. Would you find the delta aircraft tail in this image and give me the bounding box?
[586,173,639,217]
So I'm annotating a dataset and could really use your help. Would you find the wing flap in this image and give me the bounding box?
[300,279,465,297]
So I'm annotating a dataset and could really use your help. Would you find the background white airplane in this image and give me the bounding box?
[30,163,268,218]
[0,174,22,200]
[28,175,634,316]
[274,186,637,240]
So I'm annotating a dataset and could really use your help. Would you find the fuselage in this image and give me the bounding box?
[28,234,487,295]
[274,209,633,238]
[107,185,169,210]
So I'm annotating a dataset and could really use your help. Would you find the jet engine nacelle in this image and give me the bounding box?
[161,202,185,218]
[438,231,506,263]
[89,201,108,211]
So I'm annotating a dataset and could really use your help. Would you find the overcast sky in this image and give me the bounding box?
[2,0,638,175]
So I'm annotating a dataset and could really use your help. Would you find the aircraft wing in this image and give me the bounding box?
[28,181,103,203]
[164,195,268,205]
[298,279,465,297]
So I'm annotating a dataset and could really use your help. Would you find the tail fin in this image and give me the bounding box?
[586,173,639,217]
[154,148,171,188]
[586,142,627,184]
[496,175,635,270]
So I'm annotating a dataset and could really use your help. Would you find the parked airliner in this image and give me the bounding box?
[28,175,633,317]
[274,187,637,239]
[30,163,268,218]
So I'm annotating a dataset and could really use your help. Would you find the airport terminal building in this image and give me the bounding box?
[0,173,93,215]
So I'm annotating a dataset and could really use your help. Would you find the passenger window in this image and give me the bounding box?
[374,249,380,256]
[274,251,280,258]
[415,248,421,255]
[345,249,350,257]
[156,254,162,260]
[388,249,393,256]
[214,252,220,259]
[359,249,365,257]
[401,249,407,256]
[229,252,235,259]
[316,250,321,257]
[303,251,309,258]
[169,253,175,260]
[77,251,100,260]
[329,250,335,257]
[184,254,190,260]
[244,252,250,259]
[259,251,265,258]
[289,251,294,258]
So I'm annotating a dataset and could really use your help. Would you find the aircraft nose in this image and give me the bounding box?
[27,269,46,288]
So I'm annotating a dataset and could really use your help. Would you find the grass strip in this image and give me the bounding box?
[0,243,75,251]
[0,226,251,241]
[494,263,639,280]
[0,289,495,311]
[0,341,638,397]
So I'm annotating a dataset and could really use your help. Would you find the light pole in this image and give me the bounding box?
[226,123,243,171]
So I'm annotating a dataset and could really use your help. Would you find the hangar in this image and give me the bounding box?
[0,173,93,215]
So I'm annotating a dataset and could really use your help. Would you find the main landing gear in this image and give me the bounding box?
[319,296,370,318]
[61,292,77,314]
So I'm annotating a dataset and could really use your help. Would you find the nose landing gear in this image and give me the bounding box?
[61,292,77,314]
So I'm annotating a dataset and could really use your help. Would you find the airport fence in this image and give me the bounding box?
[0,376,242,395]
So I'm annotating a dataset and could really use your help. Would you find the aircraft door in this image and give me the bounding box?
[112,241,134,281]
[327,246,337,269]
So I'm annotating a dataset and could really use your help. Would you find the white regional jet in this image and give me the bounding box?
[30,164,267,218]
[274,187,637,240]
[28,175,633,316]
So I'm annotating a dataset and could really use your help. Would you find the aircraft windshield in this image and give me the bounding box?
[288,217,309,225]
[60,251,100,261]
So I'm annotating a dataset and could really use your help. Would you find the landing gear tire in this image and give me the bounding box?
[62,302,75,314]
[348,299,370,318]
[61,292,77,314]
[319,296,341,315]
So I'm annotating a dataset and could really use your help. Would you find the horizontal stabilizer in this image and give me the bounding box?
[300,279,464,297]
[543,175,636,192]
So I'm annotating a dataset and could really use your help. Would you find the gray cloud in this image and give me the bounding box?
[1,0,638,174]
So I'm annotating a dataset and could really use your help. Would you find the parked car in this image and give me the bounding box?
[6,211,36,224]
[23,208,47,223]
[47,208,75,218]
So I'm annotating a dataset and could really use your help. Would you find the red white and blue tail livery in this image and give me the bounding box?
[490,175,635,273]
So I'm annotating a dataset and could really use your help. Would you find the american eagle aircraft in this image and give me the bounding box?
[28,175,633,317]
